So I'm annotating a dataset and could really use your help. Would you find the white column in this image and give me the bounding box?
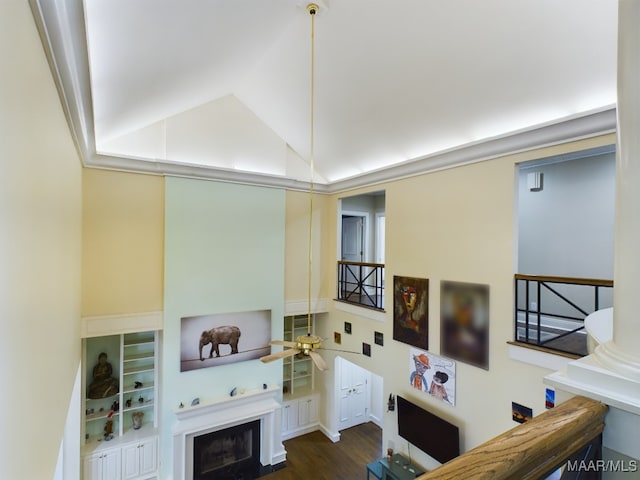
[594,0,640,380]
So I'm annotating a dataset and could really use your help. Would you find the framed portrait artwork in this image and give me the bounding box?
[440,280,490,370]
[393,276,429,350]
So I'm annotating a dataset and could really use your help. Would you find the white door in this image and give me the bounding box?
[337,357,370,431]
[341,216,364,262]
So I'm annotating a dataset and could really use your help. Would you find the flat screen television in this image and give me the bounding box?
[397,395,460,464]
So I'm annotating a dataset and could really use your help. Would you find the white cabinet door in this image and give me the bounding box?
[83,449,121,480]
[298,398,309,426]
[138,437,158,476]
[298,395,319,427]
[307,395,319,423]
[281,400,298,434]
[121,444,140,479]
[83,454,102,480]
[122,437,158,480]
[102,449,121,480]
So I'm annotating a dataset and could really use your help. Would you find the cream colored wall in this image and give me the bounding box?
[82,169,164,316]
[0,2,82,478]
[285,190,331,306]
[308,134,616,469]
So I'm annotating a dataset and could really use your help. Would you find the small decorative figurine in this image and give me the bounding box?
[125,398,132,408]
[104,411,114,441]
[230,387,237,397]
[263,383,267,390]
[191,398,200,406]
[179,402,184,409]
[88,352,119,399]
[132,411,144,430]
[138,396,144,404]
[134,381,143,389]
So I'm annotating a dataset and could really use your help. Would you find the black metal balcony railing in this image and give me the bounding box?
[337,261,385,310]
[514,274,613,357]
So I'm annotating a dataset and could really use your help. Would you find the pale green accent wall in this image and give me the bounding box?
[161,177,285,478]
[0,2,82,478]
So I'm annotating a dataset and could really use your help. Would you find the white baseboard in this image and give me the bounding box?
[318,423,341,443]
[369,413,383,429]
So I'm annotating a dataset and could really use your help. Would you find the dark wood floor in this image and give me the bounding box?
[262,422,382,480]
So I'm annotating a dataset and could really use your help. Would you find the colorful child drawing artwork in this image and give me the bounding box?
[408,348,456,406]
[393,276,429,349]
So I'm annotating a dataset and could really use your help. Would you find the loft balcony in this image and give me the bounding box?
[513,274,613,357]
[336,261,385,311]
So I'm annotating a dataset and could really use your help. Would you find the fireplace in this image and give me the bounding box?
[172,386,286,480]
[193,420,260,480]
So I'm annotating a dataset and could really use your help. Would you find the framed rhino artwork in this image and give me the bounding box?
[180,309,272,372]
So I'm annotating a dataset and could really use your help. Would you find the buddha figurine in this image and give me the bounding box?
[88,352,119,399]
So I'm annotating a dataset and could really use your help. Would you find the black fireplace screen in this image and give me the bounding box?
[194,419,261,480]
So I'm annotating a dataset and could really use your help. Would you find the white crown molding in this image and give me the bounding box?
[29,0,95,164]
[327,107,617,194]
[31,0,617,194]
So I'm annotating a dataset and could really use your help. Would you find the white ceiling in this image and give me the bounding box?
[35,0,619,189]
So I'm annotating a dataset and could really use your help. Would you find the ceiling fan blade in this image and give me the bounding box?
[260,348,300,363]
[308,350,328,371]
[318,347,361,355]
[270,340,298,348]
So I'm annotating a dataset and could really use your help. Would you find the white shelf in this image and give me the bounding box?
[123,365,154,375]
[82,330,158,455]
[122,352,154,362]
[123,381,155,394]
[122,399,154,414]
[86,411,120,423]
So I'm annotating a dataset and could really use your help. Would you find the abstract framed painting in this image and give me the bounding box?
[393,276,429,350]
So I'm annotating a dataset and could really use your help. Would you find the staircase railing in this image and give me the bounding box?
[418,396,607,480]
[514,274,613,356]
[336,261,385,310]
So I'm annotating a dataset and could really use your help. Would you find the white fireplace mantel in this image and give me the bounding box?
[172,386,286,480]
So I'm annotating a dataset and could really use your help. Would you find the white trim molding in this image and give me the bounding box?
[81,311,163,338]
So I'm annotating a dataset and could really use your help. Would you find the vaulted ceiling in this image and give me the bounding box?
[32,0,618,192]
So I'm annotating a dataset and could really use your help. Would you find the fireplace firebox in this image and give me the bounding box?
[193,419,261,480]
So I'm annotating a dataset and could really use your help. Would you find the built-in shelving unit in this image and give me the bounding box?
[82,330,159,479]
[282,315,315,398]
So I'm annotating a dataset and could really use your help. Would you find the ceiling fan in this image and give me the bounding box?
[260,3,348,373]
[260,328,328,371]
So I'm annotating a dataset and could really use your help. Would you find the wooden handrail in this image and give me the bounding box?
[417,396,607,480]
[337,260,385,268]
[514,274,613,288]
